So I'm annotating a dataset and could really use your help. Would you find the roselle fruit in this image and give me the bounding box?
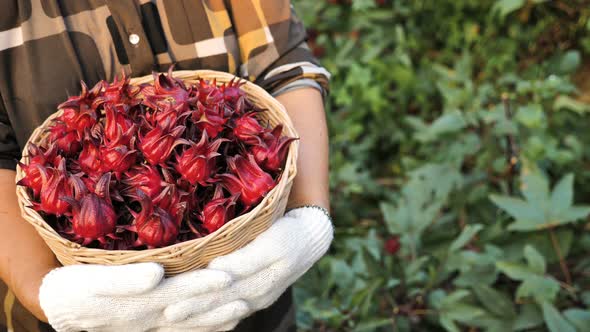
[31,158,76,216]
[57,81,99,136]
[199,186,237,233]
[384,236,401,255]
[147,103,191,130]
[48,124,81,155]
[219,79,246,103]
[251,125,297,172]
[128,190,185,248]
[142,66,191,109]
[104,104,135,144]
[193,102,227,138]
[63,173,117,245]
[78,140,102,175]
[17,144,57,197]
[18,68,296,249]
[219,154,275,208]
[122,165,166,198]
[92,72,140,108]
[175,132,225,186]
[139,123,188,165]
[101,134,137,177]
[233,112,265,145]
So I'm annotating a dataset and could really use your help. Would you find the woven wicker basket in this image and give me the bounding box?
[15,70,298,276]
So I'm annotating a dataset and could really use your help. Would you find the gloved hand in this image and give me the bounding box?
[163,206,333,330]
[39,262,247,332]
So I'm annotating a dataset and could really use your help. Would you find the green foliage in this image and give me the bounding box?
[490,173,590,231]
[293,0,590,331]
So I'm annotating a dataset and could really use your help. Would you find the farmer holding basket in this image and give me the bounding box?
[0,1,333,331]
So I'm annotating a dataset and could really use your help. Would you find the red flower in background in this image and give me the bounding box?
[384,236,400,255]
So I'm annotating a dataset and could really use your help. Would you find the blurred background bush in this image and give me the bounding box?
[291,0,590,331]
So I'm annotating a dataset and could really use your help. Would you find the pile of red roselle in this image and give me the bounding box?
[18,68,296,250]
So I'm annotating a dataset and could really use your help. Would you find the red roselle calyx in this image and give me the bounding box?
[92,72,140,108]
[104,104,135,144]
[193,102,227,138]
[122,165,165,198]
[78,140,102,175]
[233,112,265,145]
[63,173,117,245]
[59,107,97,136]
[251,125,297,172]
[57,81,98,136]
[384,236,400,255]
[198,186,237,233]
[17,144,57,197]
[143,66,191,109]
[175,132,225,186]
[219,79,246,103]
[219,154,275,208]
[139,123,188,165]
[101,133,137,177]
[147,103,191,130]
[32,158,73,216]
[128,190,185,248]
[48,124,81,155]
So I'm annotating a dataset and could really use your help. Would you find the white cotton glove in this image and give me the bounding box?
[39,262,243,332]
[162,206,334,330]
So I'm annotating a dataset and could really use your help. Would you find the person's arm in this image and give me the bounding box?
[275,87,330,211]
[0,169,58,322]
[186,88,333,323]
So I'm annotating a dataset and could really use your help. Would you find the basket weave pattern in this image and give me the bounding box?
[15,70,298,276]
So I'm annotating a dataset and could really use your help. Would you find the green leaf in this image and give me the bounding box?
[445,303,486,322]
[429,111,467,135]
[351,0,376,11]
[558,50,582,74]
[513,303,544,331]
[550,174,574,216]
[516,275,560,303]
[554,206,590,226]
[516,104,545,128]
[330,259,355,289]
[410,163,462,199]
[496,261,537,280]
[554,95,590,114]
[493,0,525,18]
[489,195,545,230]
[542,302,576,332]
[524,245,546,274]
[434,290,486,331]
[441,289,471,305]
[472,285,516,318]
[450,224,483,252]
[440,316,460,332]
[414,111,467,142]
[497,249,560,303]
[522,172,550,206]
[563,309,590,332]
[492,172,590,230]
[405,256,429,284]
[353,318,392,332]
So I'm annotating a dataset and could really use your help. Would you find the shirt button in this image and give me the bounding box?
[129,34,140,45]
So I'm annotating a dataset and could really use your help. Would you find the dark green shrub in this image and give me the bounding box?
[294,1,590,331]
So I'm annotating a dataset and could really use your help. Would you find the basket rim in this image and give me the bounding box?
[15,69,299,256]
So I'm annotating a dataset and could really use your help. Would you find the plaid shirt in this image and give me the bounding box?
[0,1,330,331]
